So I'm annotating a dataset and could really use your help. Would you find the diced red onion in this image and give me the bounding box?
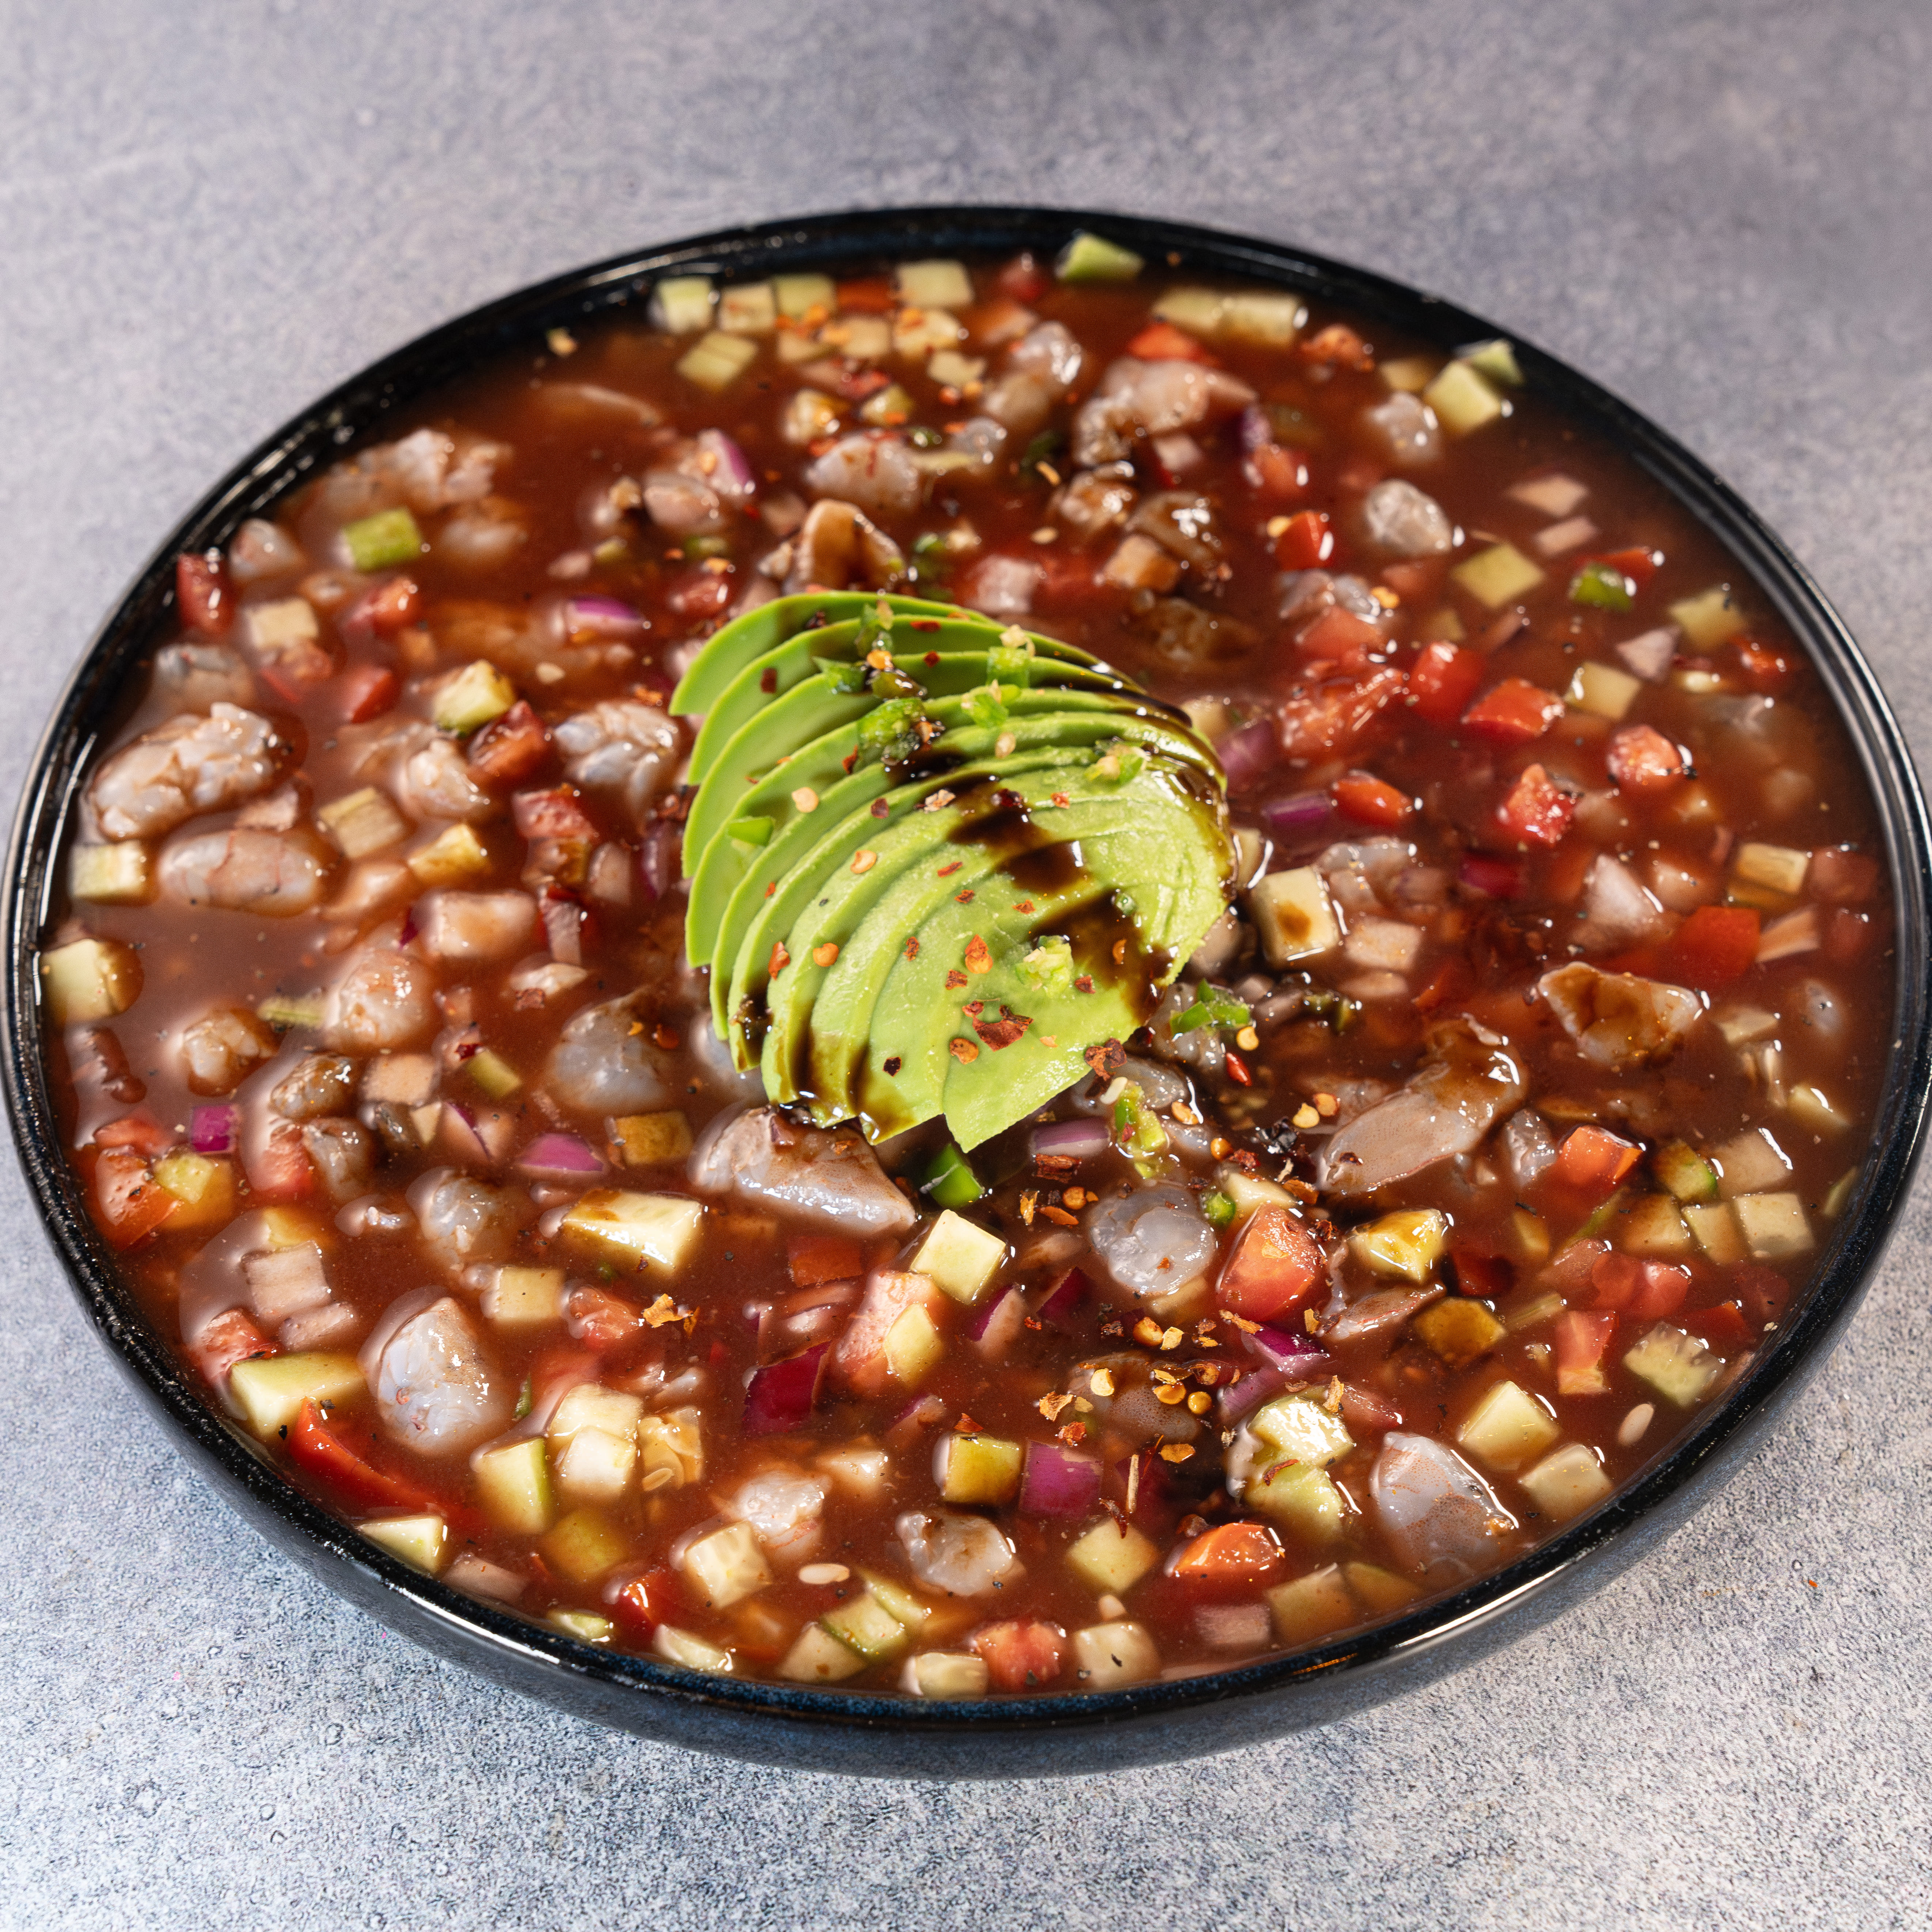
[517,1132,606,1178]
[1031,1118,1108,1161]
[963,1283,1024,1343]
[1216,719,1279,791]
[639,822,682,903]
[1218,1365,1288,1425]
[697,428,757,502]
[397,906,420,949]
[566,595,644,639]
[1458,853,1523,900]
[1019,1442,1102,1518]
[190,1104,238,1155]
[742,1343,829,1437]
[1246,1323,1332,1377]
[1035,1266,1092,1330]
[1259,789,1333,838]
[1238,403,1274,453]
[1340,1382,1404,1433]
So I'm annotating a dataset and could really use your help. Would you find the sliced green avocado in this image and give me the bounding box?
[689,690,1221,976]
[668,590,971,719]
[811,763,1232,1142]
[680,652,1141,880]
[686,615,1104,787]
[729,753,1092,1084]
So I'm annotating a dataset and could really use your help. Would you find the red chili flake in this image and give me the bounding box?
[1056,1421,1088,1446]
[764,881,777,897]
[963,1000,984,1016]
[904,937,920,960]
[946,970,969,989]
[973,1007,1034,1050]
[871,798,891,819]
[937,861,962,877]
[910,618,942,632]
[1224,1049,1253,1087]
[882,1056,902,1076]
[1083,1038,1125,1079]
[842,751,860,774]
[924,651,941,666]
[954,1412,981,1433]
[963,935,991,974]
[1074,975,1095,993]
[950,1037,980,1063]
[1051,792,1071,807]
[955,889,974,904]
[769,942,790,977]
[1015,900,1035,913]
[759,667,777,694]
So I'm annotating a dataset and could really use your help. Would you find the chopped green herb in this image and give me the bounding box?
[1021,429,1065,476]
[922,1141,985,1210]
[514,1377,533,1421]
[727,815,774,847]
[856,697,925,764]
[907,425,945,450]
[1569,561,1635,612]
[683,533,731,560]
[1174,992,1251,1035]
[964,683,1009,728]
[986,629,1035,688]
[1019,935,1073,996]
[1110,1080,1170,1176]
[813,655,870,694]
[1202,1189,1237,1229]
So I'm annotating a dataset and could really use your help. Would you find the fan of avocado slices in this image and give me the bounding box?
[669,593,1236,1149]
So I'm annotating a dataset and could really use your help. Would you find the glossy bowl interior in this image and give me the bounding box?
[8,206,1930,1778]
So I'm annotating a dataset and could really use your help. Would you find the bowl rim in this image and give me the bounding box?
[8,202,1930,1759]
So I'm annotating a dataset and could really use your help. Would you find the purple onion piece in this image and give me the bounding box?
[743,1343,829,1437]
[566,594,644,638]
[1216,718,1279,791]
[1035,1266,1092,1331]
[1031,1118,1108,1161]
[517,1132,607,1178]
[639,821,681,903]
[963,1283,1023,1344]
[1247,1323,1333,1375]
[1218,1365,1289,1425]
[1259,789,1334,838]
[1019,1442,1102,1518]
[1238,403,1274,453]
[697,428,756,501]
[189,1104,238,1156]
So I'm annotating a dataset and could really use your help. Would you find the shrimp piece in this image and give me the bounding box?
[553,700,679,828]
[360,1291,511,1456]
[398,736,493,822]
[724,1469,828,1562]
[300,1118,374,1203]
[160,826,337,916]
[831,1269,947,1398]
[180,1005,278,1095]
[88,703,293,841]
[1537,962,1704,1071]
[895,1509,1022,1597]
[1369,1433,1515,1582]
[409,1168,526,1269]
[544,992,676,1114]
[153,642,256,713]
[1071,357,1256,468]
[803,433,924,518]
[324,946,438,1052]
[689,1107,916,1237]
[270,1054,359,1119]
[781,498,906,595]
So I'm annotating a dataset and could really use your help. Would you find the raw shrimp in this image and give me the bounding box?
[88,702,293,841]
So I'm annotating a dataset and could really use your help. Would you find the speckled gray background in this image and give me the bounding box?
[4,1,1929,1925]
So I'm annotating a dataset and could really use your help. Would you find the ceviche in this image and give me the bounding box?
[40,234,1890,1700]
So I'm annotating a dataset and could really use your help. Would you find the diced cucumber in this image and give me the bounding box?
[1249,866,1340,966]
[1070,1620,1160,1686]
[41,936,142,1024]
[1822,1168,1858,1219]
[1456,1379,1560,1471]
[678,1520,770,1609]
[1349,1208,1448,1283]
[228,1352,365,1435]
[1712,1005,1778,1047]
[548,1610,614,1644]
[1249,1396,1353,1469]
[319,787,409,859]
[153,1153,236,1230]
[910,1209,1006,1305]
[243,596,319,655]
[472,1436,555,1533]
[1066,1520,1159,1594]
[548,1383,645,1442]
[1219,291,1306,346]
[902,1651,990,1698]
[1566,661,1641,720]
[466,1048,520,1101]
[1343,1562,1421,1614]
[68,841,153,905]
[773,273,835,318]
[243,1241,329,1322]
[1264,1565,1356,1647]
[895,259,974,309]
[822,312,890,360]
[1620,1193,1693,1257]
[676,331,758,392]
[921,1141,985,1210]
[1510,1209,1551,1264]
[1423,360,1505,435]
[610,1111,694,1166]
[1452,542,1545,609]
[654,1625,734,1674]
[1246,1462,1345,1542]
[341,507,423,572]
[821,1590,909,1660]
[560,1190,705,1273]
[1682,1201,1746,1266]
[1055,232,1144,283]
[1624,1323,1722,1406]
[1378,354,1437,393]
[1413,1298,1505,1368]
[1734,1191,1811,1259]
[1668,586,1746,649]
[647,275,715,334]
[540,1505,632,1583]
[933,1432,1023,1506]
[1460,338,1525,386]
[358,1513,447,1574]
[1503,1291,1564,1333]
[408,823,491,885]
[1517,1443,1612,1522]
[883,1303,943,1387]
[1731,841,1809,899]
[860,382,917,426]
[480,1265,563,1328]
[432,659,516,735]
[260,1206,330,1250]
[551,1426,638,1504]
[860,1572,933,1630]
[1655,1140,1720,1203]
[257,991,326,1031]
[716,282,777,335]
[1569,561,1634,612]
[1713,1127,1793,1198]
[780,1622,867,1683]
[1152,286,1225,334]
[891,308,964,357]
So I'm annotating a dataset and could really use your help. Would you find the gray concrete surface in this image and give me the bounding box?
[3,1,1929,1925]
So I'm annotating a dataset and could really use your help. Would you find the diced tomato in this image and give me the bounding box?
[1297,604,1385,670]
[667,569,734,620]
[1732,637,1791,692]
[1730,1263,1791,1330]
[468,700,552,787]
[1407,641,1485,725]
[1126,320,1214,363]
[287,1400,437,1513]
[188,1308,275,1388]
[1554,1125,1641,1199]
[611,1565,682,1635]
[175,550,232,635]
[91,1145,178,1247]
[787,1234,867,1288]
[1579,545,1659,592]
[1606,724,1688,794]
[996,254,1048,302]
[1457,852,1523,899]
[95,1110,175,1157]
[1823,907,1879,963]
[1685,1300,1753,1352]
[1496,764,1575,847]
[1809,846,1880,905]
[339,574,422,644]
[1167,1520,1286,1589]
[340,663,398,724]
[1448,1246,1513,1299]
[1665,904,1760,989]
[1299,323,1374,371]
[1462,677,1564,746]
[835,276,896,312]
[1379,559,1442,603]
[1277,666,1405,760]
[1627,1262,1692,1322]
[971,1618,1066,1691]
[1273,510,1335,571]
[1588,1251,1643,1311]
[1332,770,1413,827]
[1553,1309,1618,1396]
[1244,444,1308,501]
[1414,957,1475,1015]
[247,1121,314,1203]
[1215,1205,1324,1322]
[513,786,599,841]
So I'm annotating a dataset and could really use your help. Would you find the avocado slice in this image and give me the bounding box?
[680,652,1144,881]
[810,762,1231,1142]
[668,590,971,719]
[685,615,1105,788]
[688,690,1220,975]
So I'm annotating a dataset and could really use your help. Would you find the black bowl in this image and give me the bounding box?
[8,207,1929,1778]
